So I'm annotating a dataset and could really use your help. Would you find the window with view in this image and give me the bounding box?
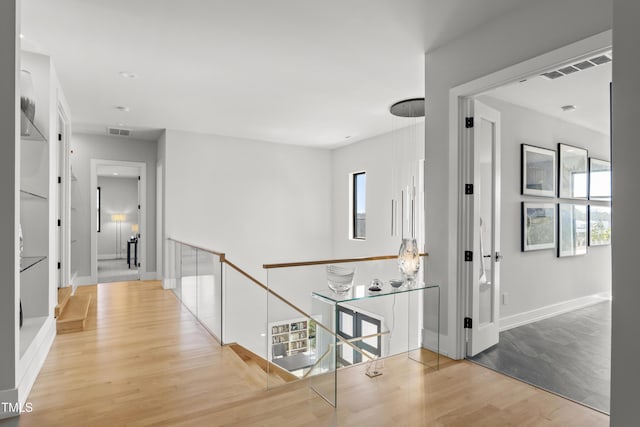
[352,172,366,239]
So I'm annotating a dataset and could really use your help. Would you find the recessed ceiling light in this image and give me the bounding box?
[113,172,119,176]
[119,71,138,79]
[19,33,24,39]
[561,105,577,112]
[115,106,130,112]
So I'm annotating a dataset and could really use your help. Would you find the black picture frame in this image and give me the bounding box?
[521,144,556,197]
[521,202,556,252]
[558,143,588,199]
[588,158,611,201]
[557,203,588,257]
[589,205,611,246]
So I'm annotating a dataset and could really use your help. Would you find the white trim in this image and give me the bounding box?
[500,292,611,332]
[90,159,147,284]
[449,30,612,360]
[163,278,176,290]
[16,316,55,410]
[0,318,55,419]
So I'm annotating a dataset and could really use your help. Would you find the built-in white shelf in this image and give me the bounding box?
[19,316,48,358]
[20,256,47,273]
[20,110,47,143]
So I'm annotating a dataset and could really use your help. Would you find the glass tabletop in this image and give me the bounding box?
[312,281,438,303]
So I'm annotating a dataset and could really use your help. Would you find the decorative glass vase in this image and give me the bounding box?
[326,265,355,293]
[398,238,420,284]
[20,69,36,136]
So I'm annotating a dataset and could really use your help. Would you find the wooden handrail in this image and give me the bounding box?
[223,257,377,362]
[167,237,226,259]
[263,253,428,269]
[168,238,396,363]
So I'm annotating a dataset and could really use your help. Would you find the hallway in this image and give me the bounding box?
[7,282,608,426]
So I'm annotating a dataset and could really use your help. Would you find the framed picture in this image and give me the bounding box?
[558,143,588,199]
[522,202,556,251]
[521,144,556,197]
[589,158,611,201]
[589,205,611,246]
[557,203,588,257]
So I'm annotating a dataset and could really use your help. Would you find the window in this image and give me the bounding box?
[97,186,101,232]
[352,172,366,239]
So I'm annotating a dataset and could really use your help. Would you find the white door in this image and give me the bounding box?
[466,99,501,356]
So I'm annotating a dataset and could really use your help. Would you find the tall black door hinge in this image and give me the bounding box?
[465,184,474,195]
[57,262,61,270]
[464,250,473,262]
[464,317,472,329]
[58,133,62,141]
[138,204,141,210]
[57,219,61,227]
[138,176,141,181]
[57,176,62,184]
[465,117,474,128]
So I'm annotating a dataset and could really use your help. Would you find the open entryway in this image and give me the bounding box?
[91,160,147,284]
[459,44,612,413]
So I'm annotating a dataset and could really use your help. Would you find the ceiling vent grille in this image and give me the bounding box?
[541,53,612,80]
[106,127,132,137]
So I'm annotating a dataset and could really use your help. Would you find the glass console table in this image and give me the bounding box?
[308,282,439,407]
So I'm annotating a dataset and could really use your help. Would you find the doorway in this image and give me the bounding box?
[459,48,612,413]
[90,160,146,284]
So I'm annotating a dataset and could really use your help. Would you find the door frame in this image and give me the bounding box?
[450,30,612,359]
[90,159,147,283]
[57,103,71,289]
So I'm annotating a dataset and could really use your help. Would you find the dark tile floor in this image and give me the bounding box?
[469,301,611,413]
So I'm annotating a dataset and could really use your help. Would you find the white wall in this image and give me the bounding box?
[97,176,138,259]
[163,129,333,356]
[425,0,612,356]
[331,122,425,258]
[611,0,640,424]
[70,133,157,280]
[479,96,611,322]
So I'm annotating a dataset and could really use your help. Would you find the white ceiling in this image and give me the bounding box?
[485,57,611,136]
[21,0,533,146]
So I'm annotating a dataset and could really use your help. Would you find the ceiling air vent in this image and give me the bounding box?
[106,127,132,137]
[541,53,612,80]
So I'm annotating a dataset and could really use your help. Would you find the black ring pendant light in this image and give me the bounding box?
[389,97,425,118]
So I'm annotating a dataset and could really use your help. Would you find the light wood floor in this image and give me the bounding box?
[6,281,608,426]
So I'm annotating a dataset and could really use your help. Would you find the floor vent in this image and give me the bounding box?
[106,127,132,137]
[541,53,612,80]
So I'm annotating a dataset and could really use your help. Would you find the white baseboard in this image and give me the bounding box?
[499,292,611,332]
[16,316,55,415]
[97,254,120,260]
[163,278,176,290]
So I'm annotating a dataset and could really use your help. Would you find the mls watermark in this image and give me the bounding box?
[1,402,33,414]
